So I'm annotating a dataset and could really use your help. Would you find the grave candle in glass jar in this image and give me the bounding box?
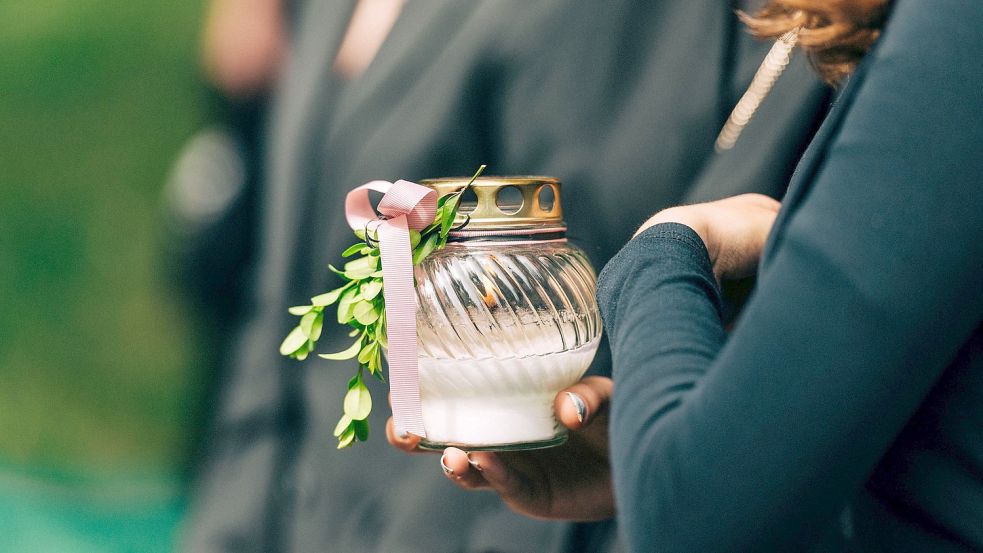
[413,177,602,451]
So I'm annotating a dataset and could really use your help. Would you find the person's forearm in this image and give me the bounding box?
[598,223,728,551]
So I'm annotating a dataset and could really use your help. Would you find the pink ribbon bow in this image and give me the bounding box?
[345,179,437,438]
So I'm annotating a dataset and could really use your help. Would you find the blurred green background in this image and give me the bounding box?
[0,0,209,550]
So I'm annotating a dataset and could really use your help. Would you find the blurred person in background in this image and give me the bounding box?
[179,1,830,552]
[164,0,287,326]
[163,0,289,464]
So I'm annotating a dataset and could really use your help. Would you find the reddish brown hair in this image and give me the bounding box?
[742,0,892,84]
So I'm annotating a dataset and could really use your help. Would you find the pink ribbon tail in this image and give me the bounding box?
[345,179,436,438]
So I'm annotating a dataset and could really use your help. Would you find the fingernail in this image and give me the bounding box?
[440,454,454,476]
[566,392,588,423]
[467,454,483,472]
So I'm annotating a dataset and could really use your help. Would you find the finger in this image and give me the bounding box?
[440,448,490,489]
[385,416,424,454]
[554,376,613,431]
[465,450,526,499]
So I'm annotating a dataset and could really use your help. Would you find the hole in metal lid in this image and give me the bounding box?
[537,184,555,213]
[495,185,523,215]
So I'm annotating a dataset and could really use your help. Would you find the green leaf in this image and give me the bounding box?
[327,265,351,282]
[437,192,451,209]
[346,255,377,271]
[311,281,354,306]
[436,163,484,209]
[440,199,460,238]
[412,232,439,265]
[344,375,372,420]
[344,256,379,280]
[353,419,369,442]
[337,426,356,449]
[409,230,422,249]
[279,326,307,356]
[299,311,318,338]
[333,414,353,437]
[367,346,381,374]
[336,286,359,324]
[318,337,363,360]
[341,242,367,257]
[375,321,388,349]
[348,328,360,338]
[354,228,366,240]
[442,193,460,211]
[288,305,312,316]
[357,340,377,365]
[353,300,381,326]
[309,311,324,342]
[289,339,311,360]
[440,213,454,238]
[420,221,440,236]
[360,279,383,301]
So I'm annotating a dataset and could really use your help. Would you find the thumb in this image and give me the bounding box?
[554,376,613,431]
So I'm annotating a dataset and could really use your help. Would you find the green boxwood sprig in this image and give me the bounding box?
[279,165,485,448]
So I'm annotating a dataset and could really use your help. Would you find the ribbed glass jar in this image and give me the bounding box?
[414,177,601,450]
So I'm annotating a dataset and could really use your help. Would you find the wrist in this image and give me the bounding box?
[635,208,716,263]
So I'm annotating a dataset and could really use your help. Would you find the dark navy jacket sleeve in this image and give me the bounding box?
[597,0,983,551]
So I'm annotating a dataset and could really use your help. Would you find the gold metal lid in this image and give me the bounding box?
[420,176,563,231]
